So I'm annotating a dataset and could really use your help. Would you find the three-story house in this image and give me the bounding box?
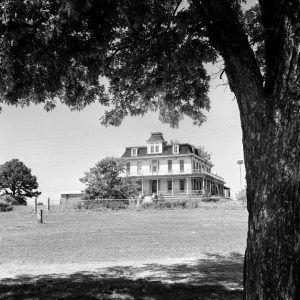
[121,132,227,196]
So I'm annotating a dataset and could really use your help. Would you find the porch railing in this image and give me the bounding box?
[122,169,224,181]
[151,189,204,196]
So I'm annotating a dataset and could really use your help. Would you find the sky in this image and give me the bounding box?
[0,62,246,204]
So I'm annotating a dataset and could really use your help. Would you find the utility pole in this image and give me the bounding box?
[237,160,244,190]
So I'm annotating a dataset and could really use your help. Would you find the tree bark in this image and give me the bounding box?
[243,110,300,299]
[195,0,300,298]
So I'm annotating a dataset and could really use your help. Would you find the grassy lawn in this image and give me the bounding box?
[0,204,247,299]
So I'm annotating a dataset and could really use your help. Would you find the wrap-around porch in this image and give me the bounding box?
[137,176,224,197]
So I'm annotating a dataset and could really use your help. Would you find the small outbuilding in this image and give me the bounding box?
[60,190,83,204]
[223,186,231,198]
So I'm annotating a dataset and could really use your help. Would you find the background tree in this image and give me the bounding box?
[235,187,247,206]
[0,159,41,205]
[80,157,139,200]
[0,0,299,297]
[197,146,211,162]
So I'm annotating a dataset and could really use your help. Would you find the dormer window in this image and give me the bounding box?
[146,132,166,154]
[131,148,137,156]
[148,143,161,154]
[173,145,179,154]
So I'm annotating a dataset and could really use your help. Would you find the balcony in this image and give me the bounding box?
[122,168,224,181]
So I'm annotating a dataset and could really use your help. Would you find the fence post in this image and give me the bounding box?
[37,209,43,223]
[34,197,38,213]
[47,197,50,210]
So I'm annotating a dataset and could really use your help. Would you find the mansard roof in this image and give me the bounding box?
[122,143,213,165]
[146,132,167,143]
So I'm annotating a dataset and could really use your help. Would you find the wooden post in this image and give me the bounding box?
[34,197,38,213]
[37,209,43,223]
[186,177,189,195]
[47,197,50,210]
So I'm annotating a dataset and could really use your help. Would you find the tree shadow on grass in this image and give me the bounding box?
[0,253,243,300]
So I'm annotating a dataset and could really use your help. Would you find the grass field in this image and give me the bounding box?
[0,204,248,299]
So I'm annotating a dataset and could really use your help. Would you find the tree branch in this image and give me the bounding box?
[259,0,300,102]
[193,0,265,132]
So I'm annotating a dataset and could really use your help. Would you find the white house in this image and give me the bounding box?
[121,132,227,197]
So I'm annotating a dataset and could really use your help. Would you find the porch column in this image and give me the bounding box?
[202,177,205,194]
[172,177,174,195]
[141,177,144,195]
[157,177,159,194]
[186,177,189,195]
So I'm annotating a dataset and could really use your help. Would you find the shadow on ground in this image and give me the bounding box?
[0,253,243,300]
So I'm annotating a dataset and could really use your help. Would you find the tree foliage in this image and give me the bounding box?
[80,157,139,200]
[197,145,211,162]
[0,1,298,124]
[0,159,41,204]
[0,0,218,126]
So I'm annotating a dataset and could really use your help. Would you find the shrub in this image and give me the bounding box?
[73,201,83,210]
[201,196,222,202]
[140,198,200,210]
[0,201,13,212]
[82,199,129,210]
[236,188,247,205]
[0,195,18,205]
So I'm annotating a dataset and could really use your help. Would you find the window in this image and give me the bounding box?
[179,179,185,191]
[167,180,173,191]
[137,161,142,175]
[150,145,154,153]
[131,148,137,156]
[126,162,130,174]
[173,145,179,154]
[148,143,161,154]
[180,160,184,172]
[168,160,172,172]
[151,160,159,173]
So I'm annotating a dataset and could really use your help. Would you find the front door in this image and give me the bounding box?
[151,180,160,194]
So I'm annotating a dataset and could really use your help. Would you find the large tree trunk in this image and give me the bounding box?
[243,111,300,299]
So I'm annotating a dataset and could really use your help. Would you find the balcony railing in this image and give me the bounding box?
[122,169,224,181]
